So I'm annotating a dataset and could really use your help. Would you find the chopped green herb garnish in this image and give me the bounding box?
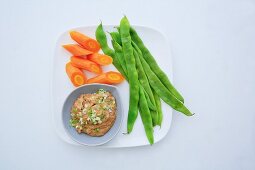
[95,128,100,132]
[98,97,104,103]
[87,109,92,116]
[103,106,110,110]
[71,107,78,113]
[96,89,106,94]
[69,119,78,126]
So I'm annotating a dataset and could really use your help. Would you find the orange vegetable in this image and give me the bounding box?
[62,44,93,56]
[70,31,101,52]
[70,56,102,74]
[86,71,124,84]
[87,53,113,66]
[66,62,87,87]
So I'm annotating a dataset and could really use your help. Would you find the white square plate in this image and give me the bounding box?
[51,25,173,148]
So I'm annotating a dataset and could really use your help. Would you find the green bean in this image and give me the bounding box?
[95,23,126,78]
[138,51,193,116]
[133,48,158,125]
[110,34,156,110]
[153,89,163,126]
[112,36,157,123]
[111,40,127,76]
[133,42,159,125]
[132,42,154,102]
[140,85,156,111]
[130,27,184,103]
[138,85,154,145]
[110,33,158,124]
[109,32,122,46]
[111,39,156,114]
[120,16,139,133]
[95,23,114,56]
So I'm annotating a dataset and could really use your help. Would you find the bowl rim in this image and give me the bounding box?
[61,83,123,146]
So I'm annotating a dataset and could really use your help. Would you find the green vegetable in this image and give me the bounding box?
[111,40,128,76]
[138,50,193,116]
[95,23,126,77]
[111,31,158,126]
[130,27,184,103]
[153,89,163,126]
[111,34,156,111]
[95,23,114,56]
[109,32,122,46]
[71,107,78,114]
[133,44,158,125]
[111,39,156,114]
[97,17,193,144]
[138,86,154,144]
[95,128,100,132]
[120,16,139,133]
[141,86,156,111]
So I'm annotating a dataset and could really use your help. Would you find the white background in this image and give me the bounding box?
[0,0,255,169]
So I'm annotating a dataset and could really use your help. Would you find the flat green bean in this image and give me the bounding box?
[139,51,193,116]
[132,42,156,103]
[138,85,154,145]
[95,23,114,56]
[111,40,127,76]
[120,16,139,133]
[109,32,122,46]
[107,29,157,125]
[110,33,158,124]
[153,89,163,126]
[133,48,158,125]
[111,39,156,113]
[130,27,184,103]
[140,85,156,111]
[95,23,126,78]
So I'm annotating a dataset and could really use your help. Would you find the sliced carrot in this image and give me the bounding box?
[69,31,101,52]
[70,56,102,74]
[87,53,113,66]
[66,62,87,87]
[86,71,124,84]
[62,44,93,56]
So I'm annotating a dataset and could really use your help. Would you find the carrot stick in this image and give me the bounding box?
[70,56,102,74]
[87,53,113,66]
[66,62,87,87]
[70,31,101,53]
[86,71,124,84]
[62,44,93,56]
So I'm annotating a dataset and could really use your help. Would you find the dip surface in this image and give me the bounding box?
[70,89,117,136]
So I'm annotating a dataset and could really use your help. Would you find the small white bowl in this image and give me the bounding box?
[62,83,123,146]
